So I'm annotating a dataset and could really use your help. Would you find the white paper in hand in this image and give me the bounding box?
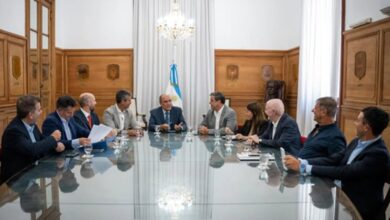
[88,124,112,143]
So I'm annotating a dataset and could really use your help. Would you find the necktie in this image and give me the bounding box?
[165,111,170,124]
[28,126,37,143]
[87,115,92,128]
[63,121,72,140]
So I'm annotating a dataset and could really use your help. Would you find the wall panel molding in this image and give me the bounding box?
[215,48,299,124]
[341,17,390,148]
[63,48,133,118]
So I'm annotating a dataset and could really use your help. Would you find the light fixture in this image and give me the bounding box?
[156,0,195,41]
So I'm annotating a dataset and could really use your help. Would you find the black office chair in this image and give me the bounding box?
[383,171,390,214]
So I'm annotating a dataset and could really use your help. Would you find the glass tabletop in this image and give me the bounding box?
[0,132,360,220]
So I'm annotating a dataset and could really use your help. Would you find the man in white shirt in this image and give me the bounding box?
[103,90,141,136]
[199,92,237,135]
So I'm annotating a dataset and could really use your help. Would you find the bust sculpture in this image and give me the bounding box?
[264,80,286,102]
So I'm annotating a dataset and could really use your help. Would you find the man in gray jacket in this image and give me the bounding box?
[199,92,237,135]
[103,90,141,136]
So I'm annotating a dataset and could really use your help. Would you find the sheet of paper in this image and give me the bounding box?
[88,124,112,143]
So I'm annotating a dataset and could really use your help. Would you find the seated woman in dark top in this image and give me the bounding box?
[235,102,268,141]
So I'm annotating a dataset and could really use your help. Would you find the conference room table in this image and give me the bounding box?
[0,132,361,220]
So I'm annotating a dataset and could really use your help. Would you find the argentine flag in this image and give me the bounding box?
[165,64,183,108]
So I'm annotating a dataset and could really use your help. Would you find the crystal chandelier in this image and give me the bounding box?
[156,0,195,41]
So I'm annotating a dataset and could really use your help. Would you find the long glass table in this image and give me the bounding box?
[0,132,361,220]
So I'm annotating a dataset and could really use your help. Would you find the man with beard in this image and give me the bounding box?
[74,93,100,132]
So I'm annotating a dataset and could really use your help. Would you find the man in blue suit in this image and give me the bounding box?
[148,94,187,132]
[248,98,302,156]
[74,92,100,132]
[1,95,63,182]
[284,106,390,220]
[42,96,91,150]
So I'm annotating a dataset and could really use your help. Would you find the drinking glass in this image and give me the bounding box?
[154,125,161,135]
[257,154,269,170]
[225,134,233,147]
[121,130,129,140]
[113,137,121,149]
[83,144,93,160]
[214,129,221,140]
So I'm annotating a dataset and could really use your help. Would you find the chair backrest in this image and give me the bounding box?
[225,98,230,107]
[128,98,147,129]
[129,98,138,119]
[382,168,390,213]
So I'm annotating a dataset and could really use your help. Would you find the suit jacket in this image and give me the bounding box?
[42,112,90,150]
[103,104,137,130]
[200,105,237,134]
[236,119,269,136]
[148,106,187,132]
[260,113,302,156]
[298,123,346,159]
[1,117,57,183]
[73,109,100,132]
[308,138,389,220]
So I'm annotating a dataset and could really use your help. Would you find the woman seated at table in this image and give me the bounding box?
[234,102,268,141]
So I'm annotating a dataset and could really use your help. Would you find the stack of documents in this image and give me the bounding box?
[236,152,260,161]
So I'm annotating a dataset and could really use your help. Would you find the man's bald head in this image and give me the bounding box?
[265,99,285,122]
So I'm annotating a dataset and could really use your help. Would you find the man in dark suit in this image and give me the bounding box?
[1,95,63,182]
[42,96,91,150]
[148,94,187,132]
[248,98,302,156]
[284,106,390,220]
[74,92,100,132]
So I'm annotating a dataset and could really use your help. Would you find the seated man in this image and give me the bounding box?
[284,106,390,220]
[42,96,91,150]
[248,99,301,156]
[103,90,142,136]
[199,92,237,135]
[1,95,64,182]
[148,94,187,132]
[299,97,346,159]
[74,92,100,132]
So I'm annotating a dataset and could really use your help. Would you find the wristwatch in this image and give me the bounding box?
[300,162,306,175]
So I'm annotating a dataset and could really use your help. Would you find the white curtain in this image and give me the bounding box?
[296,0,341,135]
[133,0,215,128]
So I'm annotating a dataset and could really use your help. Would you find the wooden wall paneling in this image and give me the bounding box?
[215,50,285,99]
[55,48,65,98]
[343,32,379,106]
[7,35,27,102]
[28,49,39,96]
[65,49,133,118]
[380,28,390,106]
[341,18,390,149]
[0,33,6,103]
[215,49,299,124]
[0,105,16,146]
[284,47,299,118]
[339,107,359,144]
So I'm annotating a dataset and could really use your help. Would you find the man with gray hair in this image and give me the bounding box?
[298,97,346,159]
[199,92,237,135]
[248,98,301,156]
[74,92,100,132]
